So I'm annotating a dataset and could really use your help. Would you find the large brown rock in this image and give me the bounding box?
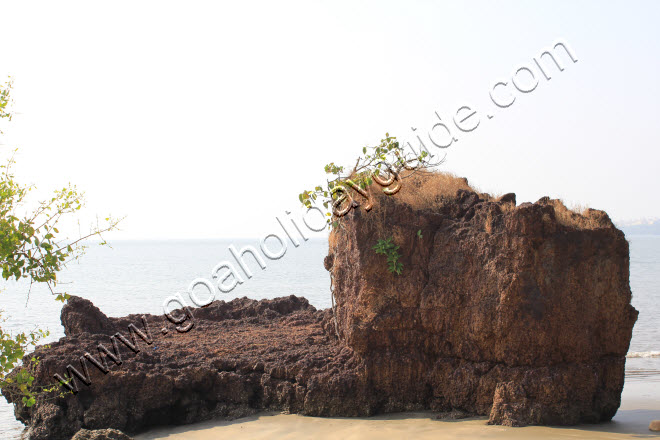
[2,173,637,437]
[328,175,637,425]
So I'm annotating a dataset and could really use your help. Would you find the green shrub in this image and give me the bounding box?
[373,237,403,275]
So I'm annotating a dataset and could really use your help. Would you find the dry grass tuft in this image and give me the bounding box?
[546,200,609,229]
[498,201,516,213]
[376,170,476,211]
[327,171,610,239]
[330,171,486,239]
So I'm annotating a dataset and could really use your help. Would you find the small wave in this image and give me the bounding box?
[625,369,660,381]
[626,351,660,358]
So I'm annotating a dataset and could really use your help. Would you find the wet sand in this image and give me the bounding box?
[136,381,660,440]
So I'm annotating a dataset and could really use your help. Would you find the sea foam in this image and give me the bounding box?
[626,351,660,358]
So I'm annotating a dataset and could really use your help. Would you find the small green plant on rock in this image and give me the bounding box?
[373,237,403,275]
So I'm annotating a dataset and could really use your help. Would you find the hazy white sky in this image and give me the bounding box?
[1,0,659,239]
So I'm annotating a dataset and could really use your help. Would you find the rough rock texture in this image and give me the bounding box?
[61,296,114,337]
[71,428,133,440]
[327,186,638,426]
[4,296,367,440]
[3,177,638,438]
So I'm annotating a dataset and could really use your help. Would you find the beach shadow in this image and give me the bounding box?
[134,411,283,439]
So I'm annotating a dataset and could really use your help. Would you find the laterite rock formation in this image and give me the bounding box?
[3,173,637,438]
[326,173,638,426]
[3,295,365,440]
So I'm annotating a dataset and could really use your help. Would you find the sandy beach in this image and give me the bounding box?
[136,381,660,440]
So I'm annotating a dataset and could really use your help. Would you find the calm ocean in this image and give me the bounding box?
[1,235,658,439]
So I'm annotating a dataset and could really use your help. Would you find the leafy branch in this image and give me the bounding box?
[0,321,71,407]
[1,152,122,302]
[0,77,13,133]
[298,133,443,228]
[0,77,120,407]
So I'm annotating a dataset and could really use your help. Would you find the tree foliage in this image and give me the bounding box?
[0,77,120,406]
[298,133,442,229]
[0,77,12,131]
[0,154,119,300]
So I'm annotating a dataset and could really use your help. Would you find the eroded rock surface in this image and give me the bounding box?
[3,174,638,438]
[71,428,134,440]
[4,295,366,440]
[328,181,637,426]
